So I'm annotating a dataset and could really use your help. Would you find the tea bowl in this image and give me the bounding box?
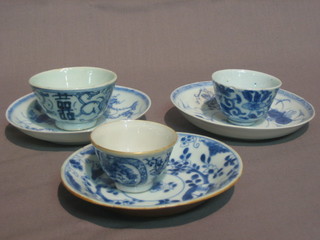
[91,120,178,193]
[29,67,117,131]
[212,69,282,125]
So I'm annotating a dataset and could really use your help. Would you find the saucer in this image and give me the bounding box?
[6,85,151,145]
[171,81,315,140]
[61,132,243,216]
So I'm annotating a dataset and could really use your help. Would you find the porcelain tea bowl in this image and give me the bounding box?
[91,120,178,193]
[29,67,117,131]
[212,69,282,126]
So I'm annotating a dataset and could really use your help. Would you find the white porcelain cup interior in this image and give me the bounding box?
[29,67,117,89]
[91,120,177,154]
[212,69,282,90]
[29,67,117,131]
[91,120,178,193]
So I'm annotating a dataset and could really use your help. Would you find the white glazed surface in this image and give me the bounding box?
[91,120,178,193]
[61,132,243,214]
[28,67,118,130]
[170,81,315,140]
[212,69,282,90]
[29,67,117,90]
[91,120,178,153]
[212,69,282,125]
[6,86,151,144]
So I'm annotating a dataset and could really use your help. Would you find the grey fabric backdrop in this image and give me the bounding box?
[1,1,319,239]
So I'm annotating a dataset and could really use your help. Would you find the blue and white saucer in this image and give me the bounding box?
[171,81,315,140]
[6,86,151,145]
[61,132,243,216]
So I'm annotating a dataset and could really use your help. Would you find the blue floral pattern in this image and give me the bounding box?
[214,83,278,124]
[171,81,314,129]
[61,133,243,209]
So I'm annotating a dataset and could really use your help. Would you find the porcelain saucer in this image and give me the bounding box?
[171,81,315,140]
[6,85,151,145]
[61,132,243,216]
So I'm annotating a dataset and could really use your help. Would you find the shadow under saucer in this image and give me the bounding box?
[164,107,310,147]
[4,124,83,151]
[57,183,235,229]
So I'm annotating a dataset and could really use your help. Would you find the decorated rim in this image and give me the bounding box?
[29,66,117,90]
[170,81,315,131]
[212,69,282,90]
[91,120,178,156]
[5,85,152,135]
[61,132,243,211]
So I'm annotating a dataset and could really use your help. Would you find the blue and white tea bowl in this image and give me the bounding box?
[61,132,243,216]
[212,69,282,125]
[29,67,117,131]
[91,120,178,193]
